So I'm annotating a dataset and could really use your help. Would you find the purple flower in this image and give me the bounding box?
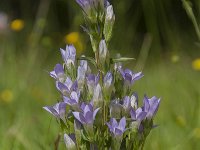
[72,102,100,125]
[143,95,160,119]
[76,0,106,17]
[50,64,65,82]
[60,45,76,67]
[122,96,132,113]
[107,117,127,137]
[43,102,67,122]
[77,59,90,88]
[86,73,100,95]
[56,77,78,96]
[63,91,80,106]
[92,84,103,108]
[99,40,107,64]
[130,93,138,109]
[130,108,147,123]
[104,71,113,90]
[120,69,144,85]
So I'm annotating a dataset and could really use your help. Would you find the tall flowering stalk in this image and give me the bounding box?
[43,0,161,149]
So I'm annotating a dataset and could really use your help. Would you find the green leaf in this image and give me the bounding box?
[81,130,90,142]
[111,57,135,63]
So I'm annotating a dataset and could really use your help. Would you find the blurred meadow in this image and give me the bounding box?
[1,0,200,149]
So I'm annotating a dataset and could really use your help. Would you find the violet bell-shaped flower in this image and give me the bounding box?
[43,102,67,122]
[130,108,147,127]
[92,84,103,108]
[56,77,78,96]
[77,59,90,88]
[104,71,113,89]
[86,73,100,95]
[72,102,100,125]
[60,45,76,68]
[104,4,115,42]
[120,69,144,86]
[143,95,160,120]
[103,72,113,98]
[50,63,65,82]
[63,91,80,111]
[76,0,106,19]
[107,117,127,137]
[99,39,108,65]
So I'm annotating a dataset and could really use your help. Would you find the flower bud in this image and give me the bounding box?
[92,84,103,108]
[104,5,115,42]
[99,40,107,65]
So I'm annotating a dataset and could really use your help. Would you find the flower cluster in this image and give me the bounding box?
[43,1,160,150]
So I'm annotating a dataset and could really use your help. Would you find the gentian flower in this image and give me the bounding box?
[73,102,100,137]
[107,117,127,137]
[112,93,138,117]
[60,45,76,68]
[99,39,107,64]
[76,0,106,19]
[43,102,67,122]
[56,77,78,96]
[50,64,65,82]
[130,92,138,109]
[130,108,147,125]
[72,102,100,125]
[104,4,115,42]
[92,84,103,108]
[143,95,160,120]
[63,91,80,110]
[120,69,144,86]
[104,71,113,89]
[86,73,100,95]
[77,59,90,88]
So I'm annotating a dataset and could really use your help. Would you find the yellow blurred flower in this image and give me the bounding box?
[10,19,24,31]
[171,54,180,63]
[64,32,84,55]
[192,58,200,71]
[65,32,79,44]
[176,116,186,127]
[192,128,200,139]
[0,89,13,103]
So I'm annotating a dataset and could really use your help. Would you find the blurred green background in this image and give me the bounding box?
[1,0,200,149]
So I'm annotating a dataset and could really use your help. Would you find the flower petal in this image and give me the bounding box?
[73,112,86,124]
[119,117,126,131]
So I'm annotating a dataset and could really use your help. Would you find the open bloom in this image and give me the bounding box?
[63,91,80,106]
[72,102,100,125]
[120,69,143,86]
[107,117,127,137]
[50,64,65,82]
[60,45,76,67]
[76,0,106,18]
[130,108,147,124]
[56,77,78,96]
[143,95,160,119]
[43,102,67,122]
